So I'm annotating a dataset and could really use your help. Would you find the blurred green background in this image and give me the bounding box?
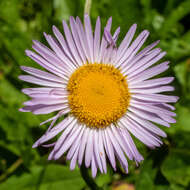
[0,0,190,189]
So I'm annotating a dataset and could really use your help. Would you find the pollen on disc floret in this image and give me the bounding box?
[67,63,130,128]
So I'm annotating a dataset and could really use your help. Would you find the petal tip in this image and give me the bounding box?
[32,142,39,148]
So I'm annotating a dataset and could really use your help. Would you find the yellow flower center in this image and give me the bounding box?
[67,63,130,128]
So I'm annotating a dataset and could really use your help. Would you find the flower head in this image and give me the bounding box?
[19,14,178,177]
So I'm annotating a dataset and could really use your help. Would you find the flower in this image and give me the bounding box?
[19,14,178,177]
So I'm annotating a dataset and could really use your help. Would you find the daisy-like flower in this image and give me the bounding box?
[19,15,178,177]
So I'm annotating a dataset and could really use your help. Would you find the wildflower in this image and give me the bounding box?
[19,15,178,177]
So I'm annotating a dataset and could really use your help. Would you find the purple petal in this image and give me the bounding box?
[103,129,116,170]
[69,17,86,64]
[115,24,137,66]
[84,14,94,62]
[94,16,101,62]
[129,77,174,88]
[128,61,169,82]
[78,127,90,165]
[85,129,94,167]
[128,106,170,127]
[126,112,167,137]
[32,116,74,148]
[93,130,103,173]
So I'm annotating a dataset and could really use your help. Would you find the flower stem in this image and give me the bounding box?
[84,0,92,15]
[80,164,102,190]
[0,158,23,182]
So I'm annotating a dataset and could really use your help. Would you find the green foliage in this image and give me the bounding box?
[135,160,157,190]
[0,0,190,189]
[0,164,85,190]
[162,151,190,187]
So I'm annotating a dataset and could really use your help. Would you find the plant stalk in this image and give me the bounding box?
[80,164,102,190]
[84,0,92,15]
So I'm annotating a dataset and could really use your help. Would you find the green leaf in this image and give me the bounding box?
[155,185,170,190]
[95,173,112,187]
[53,0,77,21]
[0,164,85,190]
[174,62,186,86]
[0,166,43,190]
[159,0,190,37]
[170,184,185,190]
[161,151,190,187]
[0,0,20,25]
[39,164,85,190]
[0,79,44,141]
[174,61,190,95]
[0,79,47,164]
[135,159,157,190]
[170,104,190,133]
